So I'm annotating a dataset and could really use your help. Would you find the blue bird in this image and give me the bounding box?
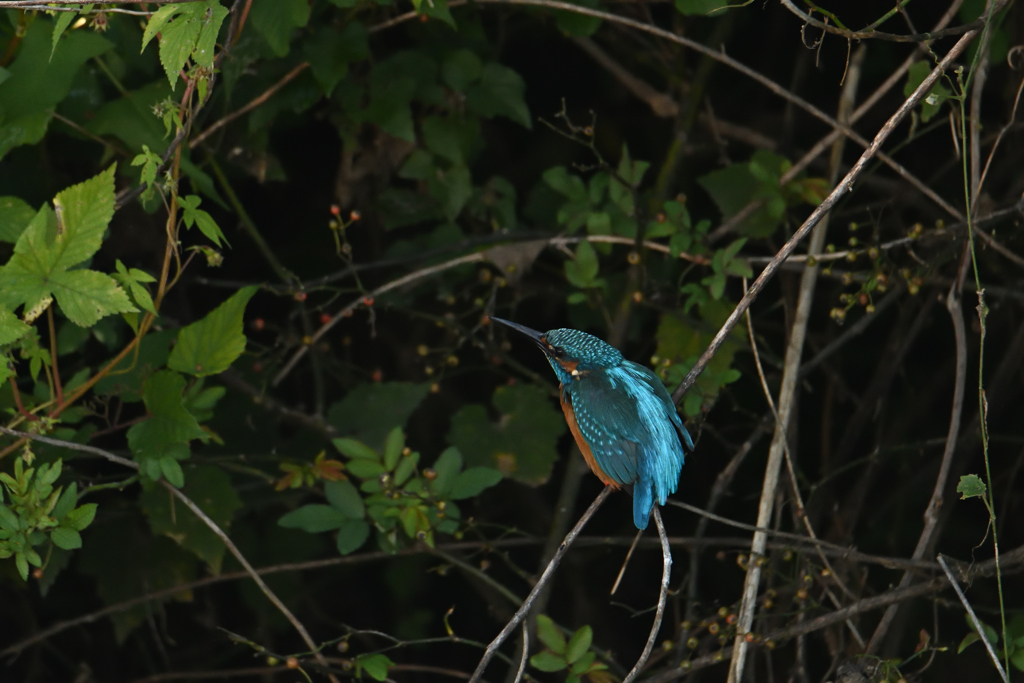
[490,317,694,530]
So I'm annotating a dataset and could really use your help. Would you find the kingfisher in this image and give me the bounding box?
[490,317,694,530]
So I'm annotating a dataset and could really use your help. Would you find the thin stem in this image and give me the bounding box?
[622,507,671,683]
[936,555,1007,682]
[468,486,612,683]
[47,305,64,408]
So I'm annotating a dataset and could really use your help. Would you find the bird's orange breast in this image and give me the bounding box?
[559,390,620,488]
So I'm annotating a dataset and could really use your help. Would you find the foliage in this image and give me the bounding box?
[0,1,1021,682]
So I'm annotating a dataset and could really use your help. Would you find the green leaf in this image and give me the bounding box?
[422,115,478,166]
[179,195,228,247]
[131,145,163,201]
[565,626,593,663]
[127,370,207,466]
[448,384,566,484]
[0,307,31,345]
[347,459,386,479]
[304,22,368,96]
[355,653,395,681]
[250,0,311,57]
[0,19,112,159]
[383,427,405,471]
[430,447,462,496]
[278,504,349,533]
[335,518,370,555]
[333,437,380,461]
[52,481,78,520]
[50,526,82,550]
[958,631,982,654]
[327,382,432,451]
[51,5,92,59]
[0,167,136,326]
[957,474,987,500]
[536,614,567,653]
[113,260,158,315]
[141,465,242,570]
[553,0,602,37]
[168,286,257,376]
[530,650,568,672]
[147,1,229,87]
[325,480,365,519]
[64,502,98,531]
[904,61,952,123]
[432,164,473,220]
[0,196,36,243]
[450,467,503,500]
[565,240,599,288]
[465,63,531,128]
[442,49,483,92]
[393,452,418,486]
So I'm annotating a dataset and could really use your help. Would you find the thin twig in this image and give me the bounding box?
[936,554,1008,683]
[622,507,672,683]
[670,28,979,405]
[468,486,612,683]
[727,45,866,678]
[512,622,530,683]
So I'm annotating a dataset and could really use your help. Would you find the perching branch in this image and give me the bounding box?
[468,486,612,683]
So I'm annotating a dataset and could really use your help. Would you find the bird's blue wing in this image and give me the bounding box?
[568,363,690,529]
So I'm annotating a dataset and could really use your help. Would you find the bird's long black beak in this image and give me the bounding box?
[489,317,547,351]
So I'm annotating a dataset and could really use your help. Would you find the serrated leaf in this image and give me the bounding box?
[50,526,82,550]
[0,167,136,326]
[0,306,30,345]
[127,370,207,465]
[168,286,257,376]
[179,195,227,247]
[64,502,97,531]
[51,5,93,59]
[52,481,78,520]
[325,480,364,519]
[278,504,349,533]
[0,196,36,243]
[141,4,182,52]
[450,467,502,499]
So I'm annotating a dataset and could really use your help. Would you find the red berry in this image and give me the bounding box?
[320,313,332,325]
[252,318,265,331]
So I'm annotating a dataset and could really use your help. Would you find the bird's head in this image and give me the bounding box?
[490,317,623,385]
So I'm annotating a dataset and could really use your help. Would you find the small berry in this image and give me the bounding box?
[372,369,383,382]
[294,291,307,302]
[286,657,300,669]
[252,318,265,331]
[330,204,341,216]
[320,313,332,325]
[350,210,361,221]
